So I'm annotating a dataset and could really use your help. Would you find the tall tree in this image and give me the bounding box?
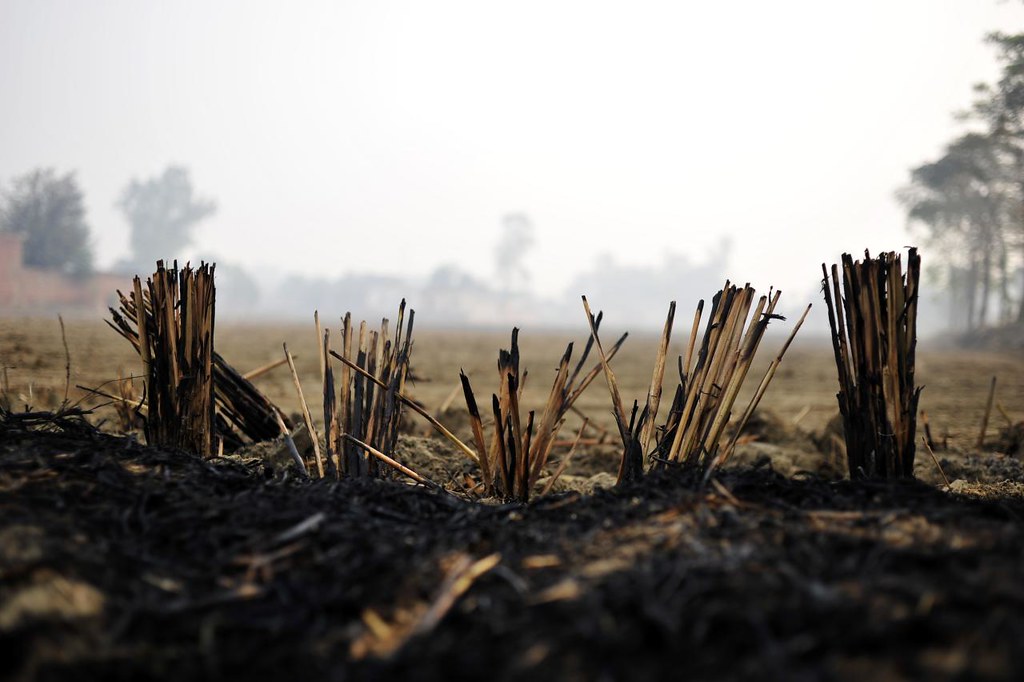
[900,27,1024,329]
[970,31,1024,322]
[0,169,93,274]
[899,134,1018,329]
[117,166,216,269]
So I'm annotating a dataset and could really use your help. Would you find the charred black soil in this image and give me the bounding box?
[2,415,1024,682]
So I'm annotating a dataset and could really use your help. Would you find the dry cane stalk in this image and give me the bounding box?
[458,324,613,500]
[58,315,71,405]
[582,296,645,483]
[699,290,771,460]
[639,302,675,455]
[460,371,492,491]
[540,418,589,497]
[436,381,463,416]
[125,262,216,456]
[285,342,324,478]
[716,302,812,467]
[275,408,308,476]
[526,347,571,487]
[977,376,997,449]
[589,282,798,479]
[323,330,339,477]
[339,313,352,463]
[564,332,628,407]
[665,293,719,463]
[321,301,417,479]
[922,436,950,487]
[343,434,431,486]
[822,249,921,479]
[410,553,501,637]
[570,405,612,442]
[108,270,286,447]
[581,299,630,439]
[664,288,722,463]
[242,357,290,381]
[330,349,481,465]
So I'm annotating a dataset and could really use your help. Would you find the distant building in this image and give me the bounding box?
[0,232,130,316]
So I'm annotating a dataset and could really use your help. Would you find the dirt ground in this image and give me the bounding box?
[2,316,1024,680]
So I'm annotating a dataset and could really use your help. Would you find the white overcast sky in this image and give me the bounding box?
[2,0,1024,300]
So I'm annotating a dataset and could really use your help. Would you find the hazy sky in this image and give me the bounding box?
[3,0,1024,303]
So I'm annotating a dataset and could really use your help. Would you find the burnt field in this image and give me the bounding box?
[2,317,1024,680]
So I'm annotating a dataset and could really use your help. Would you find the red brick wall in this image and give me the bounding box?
[0,233,131,315]
[0,233,25,303]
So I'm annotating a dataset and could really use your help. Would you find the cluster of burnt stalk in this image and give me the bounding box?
[109,249,921,502]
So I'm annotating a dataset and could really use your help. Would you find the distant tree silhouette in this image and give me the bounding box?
[495,213,534,292]
[0,168,93,274]
[899,133,1017,329]
[899,28,1024,328]
[117,166,216,270]
[977,31,1024,323]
